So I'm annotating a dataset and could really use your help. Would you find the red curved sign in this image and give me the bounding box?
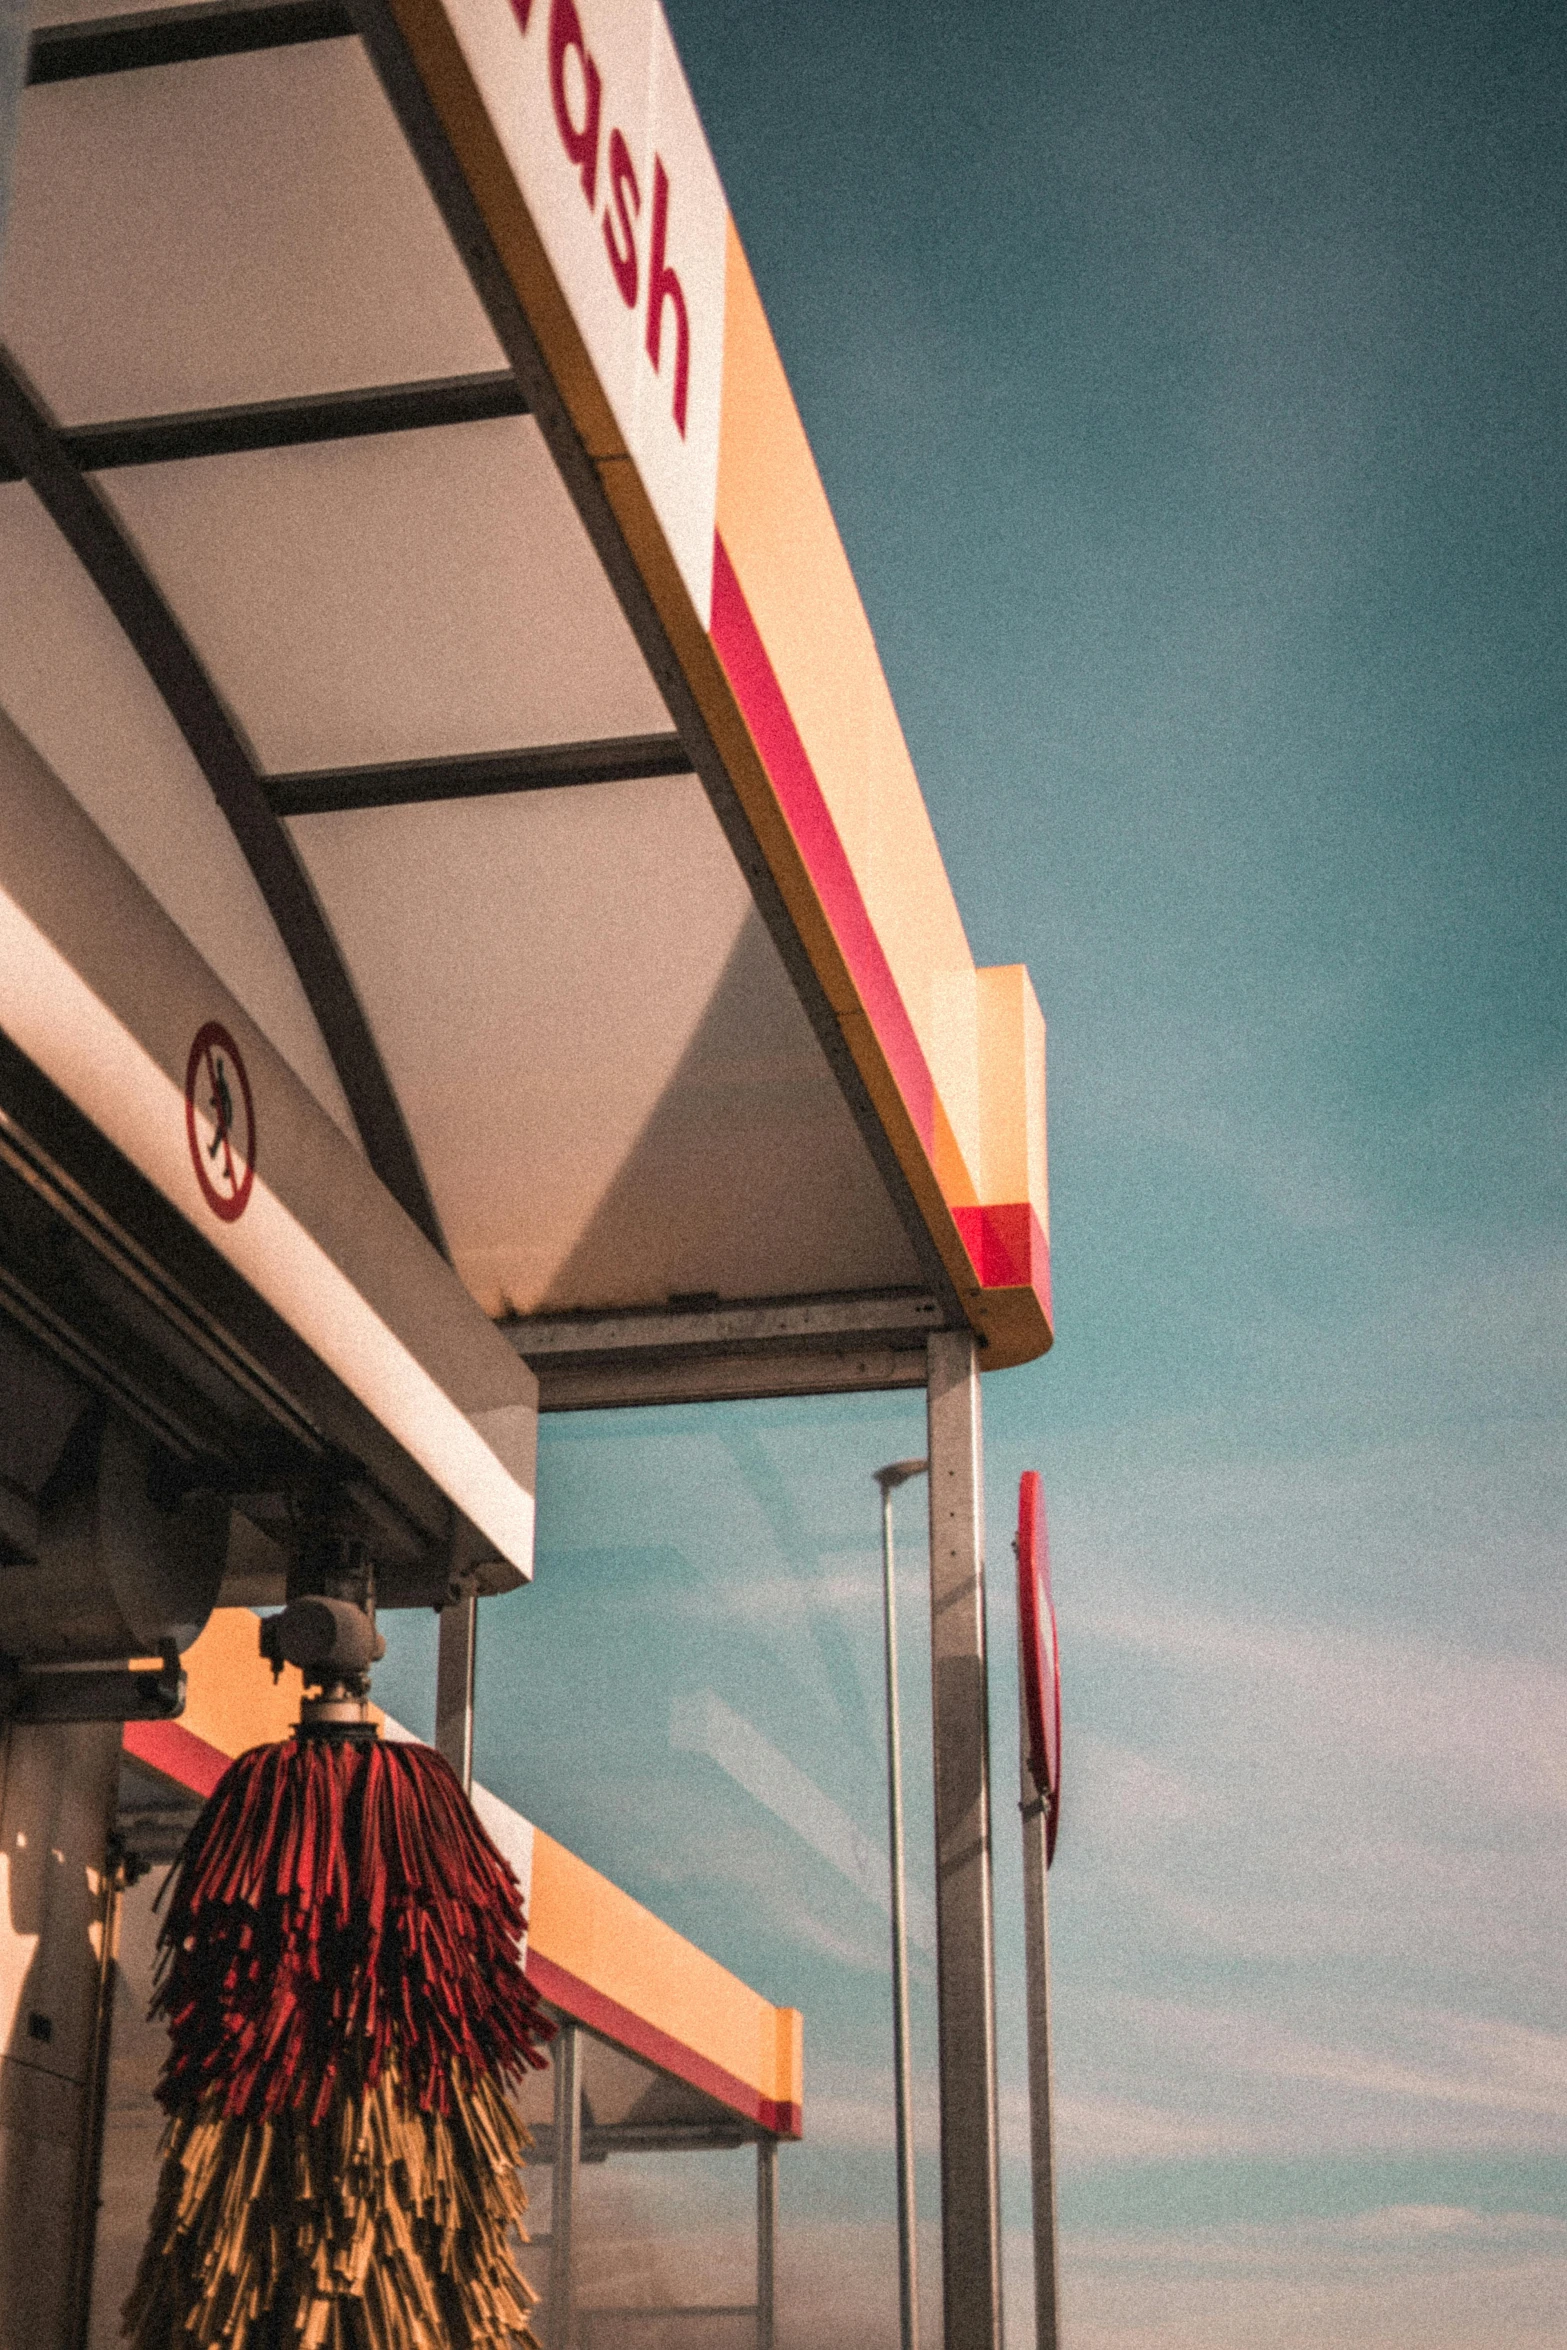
[185,1021,256,1223]
[1016,1469,1061,1863]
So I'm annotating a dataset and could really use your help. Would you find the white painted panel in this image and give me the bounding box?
[0,712,540,1573]
[634,5,726,611]
[448,0,655,449]
[291,777,922,1315]
[98,418,669,772]
[0,40,505,421]
[0,485,360,1141]
[444,0,726,622]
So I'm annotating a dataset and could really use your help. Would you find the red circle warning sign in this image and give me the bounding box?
[185,1021,256,1223]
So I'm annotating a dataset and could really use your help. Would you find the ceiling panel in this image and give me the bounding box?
[290,780,922,1316]
[97,418,670,771]
[0,481,360,1141]
[0,38,505,421]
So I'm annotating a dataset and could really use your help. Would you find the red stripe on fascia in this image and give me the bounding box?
[122,1717,229,1798]
[952,1202,1052,1317]
[525,1946,802,2140]
[709,534,936,1162]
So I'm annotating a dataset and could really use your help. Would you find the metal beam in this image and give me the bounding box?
[435,1586,476,1793]
[0,345,446,1255]
[523,2120,758,2159]
[27,0,352,83]
[503,1291,944,1413]
[0,374,527,487]
[268,731,691,816]
[534,1346,932,1414]
[925,1329,1004,2350]
[548,2022,583,2350]
[756,2138,777,2350]
[509,1291,943,1358]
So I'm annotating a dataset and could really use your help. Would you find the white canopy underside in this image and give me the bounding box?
[0,24,925,1324]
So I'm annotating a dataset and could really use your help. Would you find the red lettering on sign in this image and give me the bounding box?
[645,157,689,436]
[549,0,602,207]
[603,127,641,307]
[508,0,535,32]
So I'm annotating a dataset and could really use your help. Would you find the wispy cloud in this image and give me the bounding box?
[671,1689,936,1949]
[1056,1994,1567,2165]
[1057,2206,1567,2350]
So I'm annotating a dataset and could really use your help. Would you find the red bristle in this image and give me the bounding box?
[152,1737,553,2121]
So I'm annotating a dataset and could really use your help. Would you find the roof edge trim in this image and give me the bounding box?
[525,1949,802,2140]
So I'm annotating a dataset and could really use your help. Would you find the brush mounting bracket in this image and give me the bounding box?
[260,1496,388,1733]
[0,1637,184,1725]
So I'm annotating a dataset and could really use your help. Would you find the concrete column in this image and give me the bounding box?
[755,2136,777,2350]
[925,1331,1003,2350]
[547,2021,582,2350]
[435,1590,477,1793]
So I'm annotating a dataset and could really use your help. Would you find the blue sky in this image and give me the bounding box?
[379,4,1567,2341]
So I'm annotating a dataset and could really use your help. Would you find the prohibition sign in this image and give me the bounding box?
[185,1021,256,1223]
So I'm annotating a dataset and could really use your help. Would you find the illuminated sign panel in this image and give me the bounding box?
[447,0,727,624]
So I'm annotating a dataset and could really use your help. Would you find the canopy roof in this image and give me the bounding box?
[1,0,1051,1414]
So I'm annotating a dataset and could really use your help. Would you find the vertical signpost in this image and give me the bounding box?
[874,1456,929,2350]
[926,1331,1005,2350]
[1015,1471,1063,2350]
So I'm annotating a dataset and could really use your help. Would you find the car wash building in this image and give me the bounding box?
[0,2,1052,2345]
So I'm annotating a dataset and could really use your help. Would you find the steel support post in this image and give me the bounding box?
[877,1467,925,2350]
[548,2021,583,2350]
[1018,1718,1062,2350]
[755,2135,777,2350]
[925,1330,1004,2350]
[435,1587,477,1793]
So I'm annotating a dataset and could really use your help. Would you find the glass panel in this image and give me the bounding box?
[476,1390,940,2348]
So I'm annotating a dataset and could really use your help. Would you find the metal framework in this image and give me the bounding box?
[0,374,528,483]
[14,0,973,1324]
[536,2018,780,2350]
[505,1290,944,1412]
[268,733,692,816]
[0,344,448,1253]
[26,0,353,83]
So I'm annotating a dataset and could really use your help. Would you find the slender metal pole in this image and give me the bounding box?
[436,1585,477,1792]
[1019,1699,1062,2349]
[876,1465,925,2350]
[924,1331,1004,2350]
[755,2135,777,2350]
[548,2021,582,2350]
